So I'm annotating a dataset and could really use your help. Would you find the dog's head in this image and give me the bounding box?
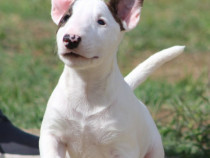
[52,0,144,69]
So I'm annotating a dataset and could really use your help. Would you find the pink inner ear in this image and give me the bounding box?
[124,7,141,30]
[117,0,142,30]
[117,1,133,20]
[51,0,74,25]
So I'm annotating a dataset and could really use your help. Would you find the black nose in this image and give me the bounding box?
[63,34,81,49]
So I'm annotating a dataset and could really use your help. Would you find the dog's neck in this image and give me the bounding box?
[58,55,124,108]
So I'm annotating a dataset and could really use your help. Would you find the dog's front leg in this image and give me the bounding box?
[39,132,66,158]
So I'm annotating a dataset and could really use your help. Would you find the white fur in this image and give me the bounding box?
[40,0,184,157]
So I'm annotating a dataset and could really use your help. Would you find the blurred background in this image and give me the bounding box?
[0,0,209,157]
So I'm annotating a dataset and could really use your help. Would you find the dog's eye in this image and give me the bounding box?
[62,14,71,23]
[58,14,71,28]
[97,19,106,25]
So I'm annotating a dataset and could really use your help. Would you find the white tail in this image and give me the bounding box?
[125,46,185,90]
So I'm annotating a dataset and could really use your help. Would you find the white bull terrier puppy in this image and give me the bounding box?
[39,0,185,157]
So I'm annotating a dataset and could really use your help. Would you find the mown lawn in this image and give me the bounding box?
[0,0,209,157]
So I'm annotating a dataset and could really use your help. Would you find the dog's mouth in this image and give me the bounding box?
[62,52,99,59]
[63,52,82,58]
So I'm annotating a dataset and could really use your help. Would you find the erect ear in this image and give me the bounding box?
[51,0,74,25]
[108,0,144,31]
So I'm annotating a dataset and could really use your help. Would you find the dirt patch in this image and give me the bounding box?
[23,129,40,136]
[132,52,210,83]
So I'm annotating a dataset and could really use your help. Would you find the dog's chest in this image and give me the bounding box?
[55,107,124,157]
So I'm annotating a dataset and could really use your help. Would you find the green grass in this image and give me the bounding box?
[118,0,210,69]
[135,75,210,157]
[0,0,209,157]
